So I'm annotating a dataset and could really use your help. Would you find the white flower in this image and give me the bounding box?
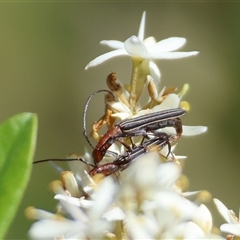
[85,11,199,112]
[85,11,199,84]
[117,152,196,237]
[28,176,121,239]
[28,148,222,239]
[28,200,112,240]
[214,198,240,236]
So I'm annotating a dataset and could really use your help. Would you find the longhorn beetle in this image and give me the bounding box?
[82,89,186,165]
[33,133,175,177]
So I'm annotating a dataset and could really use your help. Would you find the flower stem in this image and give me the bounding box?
[129,58,148,113]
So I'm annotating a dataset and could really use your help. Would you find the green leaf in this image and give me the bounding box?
[0,113,38,238]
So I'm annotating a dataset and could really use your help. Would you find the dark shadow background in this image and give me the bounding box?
[1,2,240,239]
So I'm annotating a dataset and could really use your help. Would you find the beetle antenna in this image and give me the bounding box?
[33,158,95,168]
[83,89,116,149]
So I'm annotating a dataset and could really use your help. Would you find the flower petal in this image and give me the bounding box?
[148,51,199,59]
[143,36,157,47]
[100,40,124,49]
[182,191,201,197]
[183,221,205,239]
[107,100,131,114]
[157,162,181,190]
[182,125,207,136]
[28,219,83,239]
[149,61,161,83]
[102,206,125,221]
[54,194,81,207]
[154,191,198,221]
[111,111,132,120]
[150,37,186,52]
[85,49,127,69]
[125,213,154,239]
[54,194,95,209]
[192,204,212,234]
[60,199,89,222]
[220,223,240,236]
[214,198,238,224]
[138,11,146,41]
[89,177,117,219]
[124,36,148,58]
[214,198,231,223]
[151,94,181,112]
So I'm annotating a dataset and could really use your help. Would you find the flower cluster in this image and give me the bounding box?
[26,12,233,240]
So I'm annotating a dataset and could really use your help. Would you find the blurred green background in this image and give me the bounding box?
[1,2,240,239]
